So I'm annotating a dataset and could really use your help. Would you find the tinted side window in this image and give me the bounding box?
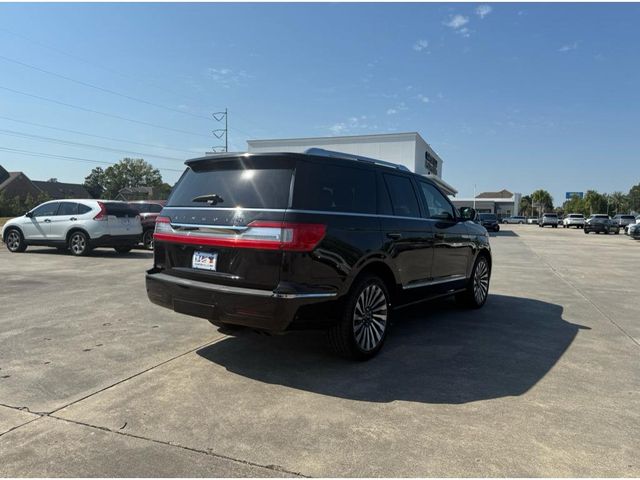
[149,204,163,213]
[294,162,376,214]
[32,202,59,217]
[57,202,78,216]
[419,182,455,220]
[383,174,421,218]
[78,204,92,215]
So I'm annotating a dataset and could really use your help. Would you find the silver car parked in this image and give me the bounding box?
[1,199,142,256]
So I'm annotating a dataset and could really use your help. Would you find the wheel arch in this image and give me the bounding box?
[3,225,24,242]
[345,258,399,301]
[65,227,91,243]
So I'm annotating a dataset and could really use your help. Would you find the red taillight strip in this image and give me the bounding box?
[153,219,326,252]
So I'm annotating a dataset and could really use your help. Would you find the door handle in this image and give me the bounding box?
[386,232,402,240]
[43,218,51,223]
[70,217,77,221]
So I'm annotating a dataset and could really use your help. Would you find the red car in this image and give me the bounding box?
[127,200,166,249]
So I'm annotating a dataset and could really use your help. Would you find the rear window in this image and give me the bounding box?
[543,213,557,217]
[383,174,421,218]
[168,166,293,209]
[622,215,635,220]
[568,214,583,218]
[104,202,139,217]
[293,161,375,214]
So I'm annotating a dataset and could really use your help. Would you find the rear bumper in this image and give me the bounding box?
[90,234,141,247]
[145,270,338,332]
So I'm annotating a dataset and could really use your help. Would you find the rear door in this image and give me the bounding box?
[379,172,434,288]
[103,203,141,236]
[155,156,295,291]
[49,201,79,240]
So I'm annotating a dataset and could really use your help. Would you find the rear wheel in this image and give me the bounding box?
[142,229,154,250]
[457,255,490,309]
[328,275,390,360]
[68,231,90,256]
[114,246,133,254]
[5,228,27,253]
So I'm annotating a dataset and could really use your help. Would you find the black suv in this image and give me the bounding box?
[477,213,500,232]
[146,149,492,359]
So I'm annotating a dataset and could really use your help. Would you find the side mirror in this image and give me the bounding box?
[459,207,477,221]
[25,211,33,218]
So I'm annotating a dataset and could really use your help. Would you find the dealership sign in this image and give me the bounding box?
[565,192,584,199]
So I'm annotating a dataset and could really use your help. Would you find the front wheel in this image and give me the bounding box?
[457,255,490,309]
[328,275,390,360]
[5,228,27,252]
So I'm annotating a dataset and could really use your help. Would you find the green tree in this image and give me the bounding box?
[84,167,106,198]
[519,195,532,216]
[584,190,608,215]
[563,194,586,216]
[608,191,628,216]
[84,159,164,199]
[628,183,640,213]
[531,189,554,216]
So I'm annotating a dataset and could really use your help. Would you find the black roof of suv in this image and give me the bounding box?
[146,149,492,359]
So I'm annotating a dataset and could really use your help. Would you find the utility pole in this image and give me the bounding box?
[212,109,228,152]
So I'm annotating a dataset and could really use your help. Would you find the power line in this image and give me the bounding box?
[0,85,213,139]
[0,115,198,155]
[0,128,185,162]
[0,146,184,173]
[0,53,215,121]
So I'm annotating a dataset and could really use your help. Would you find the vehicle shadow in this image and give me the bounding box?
[196,294,586,404]
[23,247,152,259]
[490,230,518,237]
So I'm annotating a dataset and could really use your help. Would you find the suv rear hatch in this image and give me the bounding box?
[154,155,303,291]
[102,202,140,236]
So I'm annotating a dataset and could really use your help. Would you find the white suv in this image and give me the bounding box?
[563,213,585,228]
[1,199,142,256]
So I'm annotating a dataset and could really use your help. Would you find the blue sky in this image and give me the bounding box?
[1,2,639,204]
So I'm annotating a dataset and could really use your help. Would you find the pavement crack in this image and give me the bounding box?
[48,414,307,477]
[48,336,228,416]
[519,237,640,350]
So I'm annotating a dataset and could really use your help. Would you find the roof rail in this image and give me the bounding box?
[304,148,410,172]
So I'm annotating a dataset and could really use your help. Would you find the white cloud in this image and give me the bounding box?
[386,102,408,115]
[328,116,377,135]
[413,39,429,52]
[386,108,398,115]
[444,14,469,30]
[417,94,430,104]
[558,42,578,53]
[476,5,492,19]
[206,67,250,88]
[458,27,471,38]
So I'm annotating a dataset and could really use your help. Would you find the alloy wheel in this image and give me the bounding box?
[473,258,490,305]
[71,233,86,255]
[352,284,388,352]
[6,231,20,251]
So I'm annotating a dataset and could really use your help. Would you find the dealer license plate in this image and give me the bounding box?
[192,251,218,271]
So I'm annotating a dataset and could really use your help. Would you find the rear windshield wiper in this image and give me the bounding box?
[192,193,224,205]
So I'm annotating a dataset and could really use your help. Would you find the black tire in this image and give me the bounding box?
[614,230,619,235]
[114,246,133,254]
[142,229,154,250]
[4,228,27,253]
[327,275,390,360]
[584,229,589,234]
[519,221,524,224]
[68,231,90,256]
[494,225,500,232]
[457,254,491,309]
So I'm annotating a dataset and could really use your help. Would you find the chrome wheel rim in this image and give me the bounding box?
[473,258,490,305]
[7,231,20,251]
[353,284,388,352]
[71,234,86,254]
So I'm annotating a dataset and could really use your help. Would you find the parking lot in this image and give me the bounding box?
[0,225,638,476]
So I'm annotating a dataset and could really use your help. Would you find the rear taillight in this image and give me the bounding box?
[93,201,107,221]
[153,218,326,252]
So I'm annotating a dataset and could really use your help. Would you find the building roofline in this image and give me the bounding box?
[247,132,422,145]
[451,197,516,202]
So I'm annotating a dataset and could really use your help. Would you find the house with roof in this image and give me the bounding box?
[0,164,90,201]
[451,189,523,218]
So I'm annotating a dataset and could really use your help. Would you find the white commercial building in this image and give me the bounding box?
[451,189,522,218]
[246,132,457,196]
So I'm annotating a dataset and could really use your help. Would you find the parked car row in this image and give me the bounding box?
[1,199,166,255]
[499,212,639,237]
